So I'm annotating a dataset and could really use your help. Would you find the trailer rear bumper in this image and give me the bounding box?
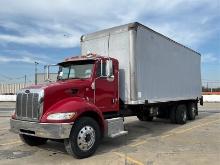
[10,119,73,139]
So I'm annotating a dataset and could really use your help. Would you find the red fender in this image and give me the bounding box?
[40,97,106,134]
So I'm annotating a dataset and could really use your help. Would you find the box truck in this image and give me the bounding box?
[10,22,202,158]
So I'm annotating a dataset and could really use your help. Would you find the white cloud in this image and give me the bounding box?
[0,50,49,64]
[202,53,220,64]
[0,0,219,49]
[0,56,35,63]
[0,33,79,48]
[145,22,215,49]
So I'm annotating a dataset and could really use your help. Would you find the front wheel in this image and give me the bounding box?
[64,117,101,159]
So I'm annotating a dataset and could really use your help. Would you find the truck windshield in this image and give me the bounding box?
[58,61,94,80]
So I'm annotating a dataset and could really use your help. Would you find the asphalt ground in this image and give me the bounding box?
[0,102,220,165]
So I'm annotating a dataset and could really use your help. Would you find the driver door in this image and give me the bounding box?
[94,60,119,113]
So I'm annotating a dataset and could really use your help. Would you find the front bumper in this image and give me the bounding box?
[10,119,73,139]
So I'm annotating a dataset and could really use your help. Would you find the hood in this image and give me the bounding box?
[28,79,92,113]
[48,79,91,89]
[27,79,91,90]
[45,80,92,96]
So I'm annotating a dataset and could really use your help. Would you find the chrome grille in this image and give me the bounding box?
[16,89,43,121]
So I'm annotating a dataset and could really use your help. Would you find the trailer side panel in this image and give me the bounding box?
[135,26,201,103]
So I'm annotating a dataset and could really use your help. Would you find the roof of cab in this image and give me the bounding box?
[58,53,116,65]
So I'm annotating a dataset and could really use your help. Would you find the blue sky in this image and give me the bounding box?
[0,0,219,86]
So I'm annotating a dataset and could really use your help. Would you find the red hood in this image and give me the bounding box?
[27,79,91,90]
[27,79,92,114]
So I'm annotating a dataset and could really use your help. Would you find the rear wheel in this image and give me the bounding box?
[19,134,47,146]
[170,106,177,123]
[137,114,153,121]
[137,113,144,121]
[64,117,101,159]
[144,116,154,121]
[175,104,187,124]
[187,102,197,120]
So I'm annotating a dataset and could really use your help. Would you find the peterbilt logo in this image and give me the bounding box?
[25,90,30,94]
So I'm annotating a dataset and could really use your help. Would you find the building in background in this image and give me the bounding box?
[0,73,58,94]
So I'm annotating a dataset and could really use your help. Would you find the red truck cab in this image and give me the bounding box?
[42,54,119,122]
[10,54,127,158]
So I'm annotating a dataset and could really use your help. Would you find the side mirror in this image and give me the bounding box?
[106,59,113,77]
[57,71,63,80]
[59,71,63,77]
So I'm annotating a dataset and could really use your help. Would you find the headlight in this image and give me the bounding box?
[47,112,76,120]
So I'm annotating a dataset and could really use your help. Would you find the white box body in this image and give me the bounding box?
[81,22,201,104]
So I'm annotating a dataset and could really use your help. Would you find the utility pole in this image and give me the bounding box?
[24,75,27,86]
[35,61,39,85]
[206,82,209,92]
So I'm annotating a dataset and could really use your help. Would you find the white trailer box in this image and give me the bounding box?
[81,22,201,104]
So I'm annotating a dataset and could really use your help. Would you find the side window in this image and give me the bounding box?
[108,61,114,76]
[102,62,106,76]
[96,61,106,77]
[69,66,75,78]
[96,62,101,77]
[62,67,70,79]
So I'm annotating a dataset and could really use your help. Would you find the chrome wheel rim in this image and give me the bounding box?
[77,126,95,151]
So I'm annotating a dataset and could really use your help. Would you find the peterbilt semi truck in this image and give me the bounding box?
[10,22,202,158]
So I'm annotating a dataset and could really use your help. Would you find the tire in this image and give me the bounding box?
[137,114,153,121]
[137,113,144,121]
[19,134,47,146]
[187,102,197,120]
[170,106,176,123]
[64,117,101,159]
[175,104,187,124]
[144,116,154,121]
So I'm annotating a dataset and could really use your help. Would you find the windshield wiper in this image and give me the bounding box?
[60,77,87,80]
[70,77,87,80]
